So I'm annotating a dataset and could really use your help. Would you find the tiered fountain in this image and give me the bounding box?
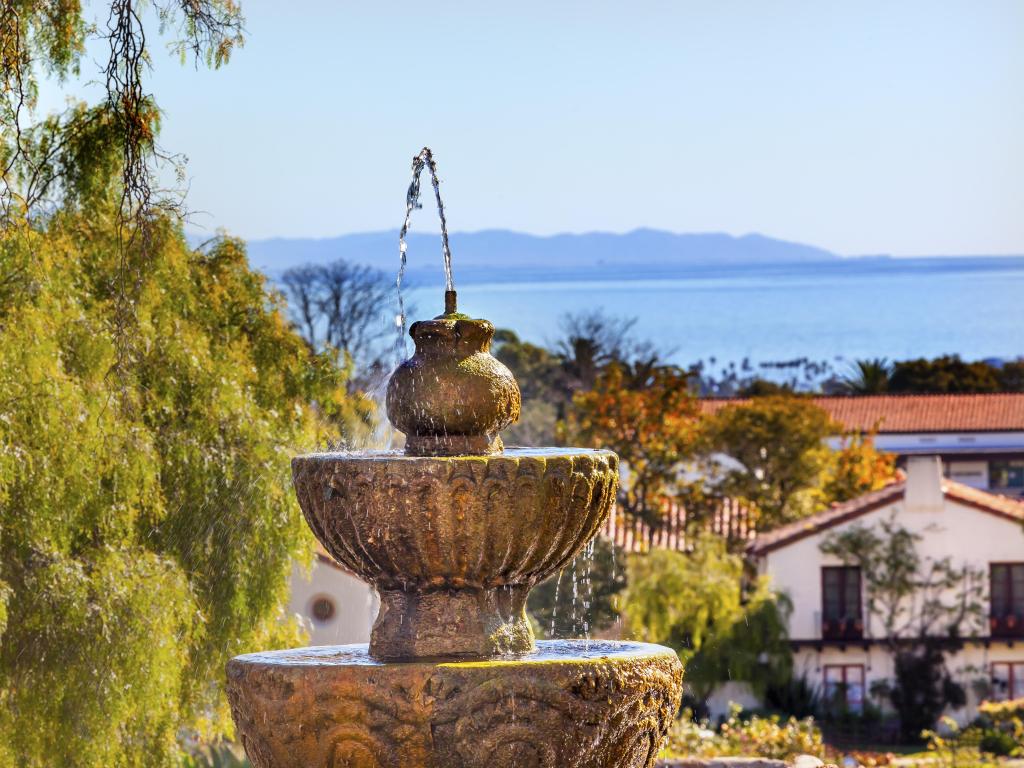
[226,152,683,768]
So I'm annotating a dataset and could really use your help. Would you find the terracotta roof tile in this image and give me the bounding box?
[747,477,1024,556]
[701,393,1024,433]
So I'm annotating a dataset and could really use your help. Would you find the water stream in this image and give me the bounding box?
[396,147,455,358]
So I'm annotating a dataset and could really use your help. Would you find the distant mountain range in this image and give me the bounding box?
[234,229,1024,285]
[241,229,849,283]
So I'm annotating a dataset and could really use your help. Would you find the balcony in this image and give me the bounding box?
[990,615,1024,640]
[821,617,864,641]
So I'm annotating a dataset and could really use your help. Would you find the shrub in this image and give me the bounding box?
[662,704,825,761]
[978,728,1017,757]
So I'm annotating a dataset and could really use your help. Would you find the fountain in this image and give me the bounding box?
[225,150,684,767]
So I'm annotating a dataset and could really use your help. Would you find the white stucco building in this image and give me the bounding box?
[288,549,377,646]
[748,456,1024,724]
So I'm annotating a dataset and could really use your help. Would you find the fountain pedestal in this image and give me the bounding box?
[227,306,684,768]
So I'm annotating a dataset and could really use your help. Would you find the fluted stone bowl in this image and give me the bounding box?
[227,640,684,768]
[292,448,619,659]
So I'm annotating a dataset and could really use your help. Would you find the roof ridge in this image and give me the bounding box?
[749,476,1024,556]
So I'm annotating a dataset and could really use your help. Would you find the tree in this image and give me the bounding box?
[622,535,792,705]
[527,537,626,638]
[999,360,1024,392]
[702,396,839,529]
[556,309,638,390]
[701,396,896,531]
[564,362,702,528]
[0,169,371,766]
[2,0,243,217]
[821,517,986,740]
[492,329,569,446]
[888,356,1003,394]
[840,358,892,394]
[280,260,398,391]
[821,431,897,504]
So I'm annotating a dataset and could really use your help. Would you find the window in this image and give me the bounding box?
[822,566,863,640]
[310,595,336,623]
[990,461,1024,490]
[992,662,1024,701]
[990,563,1024,638]
[824,665,865,713]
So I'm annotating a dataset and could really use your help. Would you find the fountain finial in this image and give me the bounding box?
[386,305,521,456]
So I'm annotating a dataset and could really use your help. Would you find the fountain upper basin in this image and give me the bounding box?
[292,447,618,659]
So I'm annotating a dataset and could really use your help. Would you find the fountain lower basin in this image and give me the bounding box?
[293,448,619,659]
[227,640,683,768]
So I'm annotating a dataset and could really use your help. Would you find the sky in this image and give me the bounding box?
[38,0,1024,256]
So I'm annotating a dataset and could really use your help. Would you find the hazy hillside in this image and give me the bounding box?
[242,229,844,282]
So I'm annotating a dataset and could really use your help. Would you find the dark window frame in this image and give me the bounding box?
[821,565,864,640]
[824,663,866,713]
[991,661,1024,700]
[990,562,1024,638]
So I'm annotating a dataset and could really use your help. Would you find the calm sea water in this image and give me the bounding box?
[404,257,1024,369]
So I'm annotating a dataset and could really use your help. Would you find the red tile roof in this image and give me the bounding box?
[747,477,1024,556]
[700,393,1024,433]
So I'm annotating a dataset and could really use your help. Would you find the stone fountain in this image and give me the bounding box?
[225,151,683,767]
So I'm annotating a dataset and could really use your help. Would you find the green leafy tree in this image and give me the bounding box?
[888,356,1003,394]
[702,396,839,529]
[821,517,986,740]
[622,535,792,704]
[998,360,1024,392]
[2,0,244,216]
[701,396,895,531]
[0,167,370,765]
[492,329,570,445]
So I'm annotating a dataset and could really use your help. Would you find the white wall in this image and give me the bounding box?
[761,495,1024,641]
[792,642,1024,725]
[758,459,1024,725]
[288,558,377,646]
[946,461,989,490]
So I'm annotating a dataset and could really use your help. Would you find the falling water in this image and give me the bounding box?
[395,147,455,358]
[550,569,563,637]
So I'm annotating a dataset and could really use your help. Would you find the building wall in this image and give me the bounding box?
[757,465,1024,725]
[945,460,989,490]
[792,641,1024,725]
[760,496,1024,641]
[288,558,377,646]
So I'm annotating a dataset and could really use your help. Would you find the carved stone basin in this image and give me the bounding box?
[292,448,618,659]
[227,640,683,768]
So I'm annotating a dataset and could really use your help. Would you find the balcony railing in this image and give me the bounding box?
[821,617,864,641]
[990,615,1024,639]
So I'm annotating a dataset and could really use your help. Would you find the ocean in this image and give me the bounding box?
[402,257,1024,370]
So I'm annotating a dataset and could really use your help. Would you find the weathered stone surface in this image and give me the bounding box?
[657,760,788,768]
[292,448,619,659]
[386,317,520,456]
[227,641,684,768]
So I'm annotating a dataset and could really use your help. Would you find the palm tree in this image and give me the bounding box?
[841,358,892,394]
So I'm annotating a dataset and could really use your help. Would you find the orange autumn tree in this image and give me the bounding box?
[562,362,701,528]
[822,429,898,503]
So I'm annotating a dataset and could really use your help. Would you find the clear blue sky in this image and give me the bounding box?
[41,1,1024,255]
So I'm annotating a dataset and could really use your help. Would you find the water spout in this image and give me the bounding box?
[396,147,456,348]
